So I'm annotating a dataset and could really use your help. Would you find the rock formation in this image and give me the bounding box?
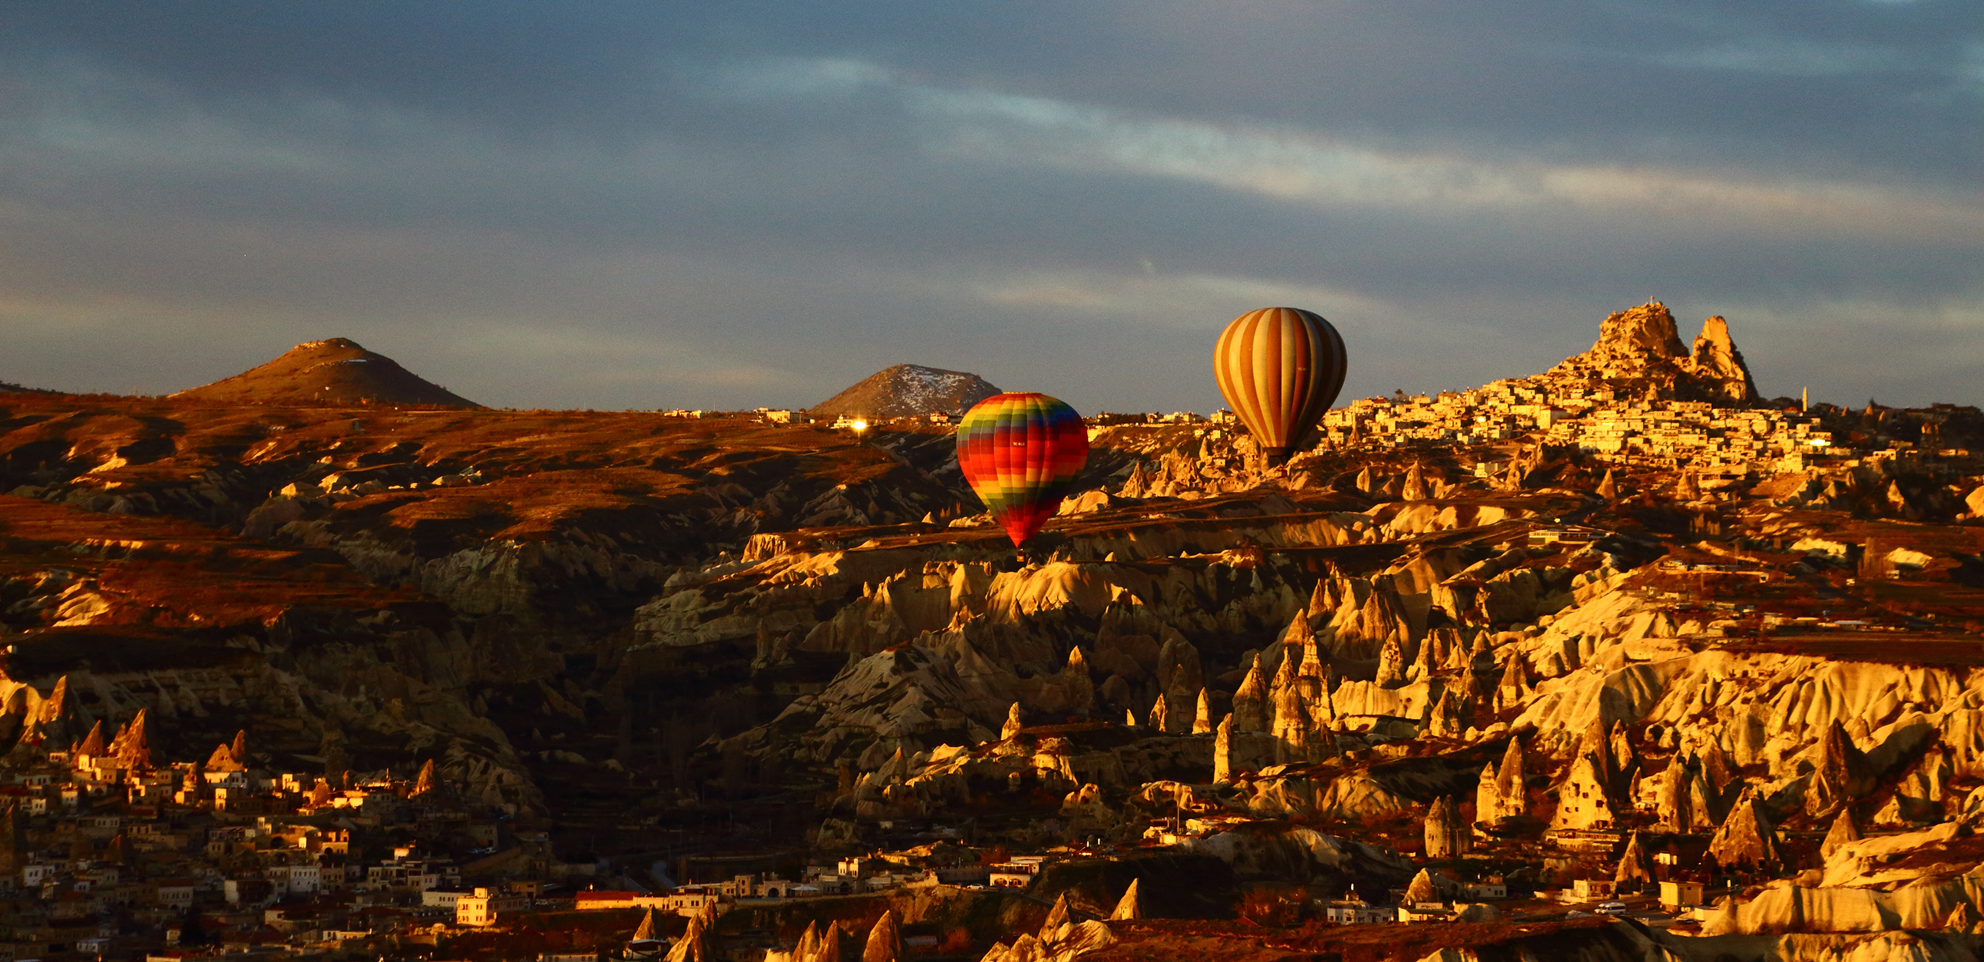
[630,907,659,945]
[204,740,245,774]
[412,758,438,796]
[1475,738,1528,827]
[1807,720,1878,817]
[798,921,841,962]
[1213,714,1233,784]
[1002,703,1025,742]
[1653,757,1711,833]
[1231,655,1269,733]
[664,909,708,962]
[862,909,901,962]
[1403,868,1438,904]
[108,709,151,770]
[1549,751,1616,831]
[1710,794,1781,869]
[1545,301,1760,404]
[75,720,105,758]
[1402,463,1429,501]
[1614,832,1653,890]
[1109,879,1143,920]
[1493,656,1528,714]
[1821,809,1862,861]
[1039,894,1072,939]
[1424,795,1469,858]
[1686,316,1761,404]
[1148,692,1177,733]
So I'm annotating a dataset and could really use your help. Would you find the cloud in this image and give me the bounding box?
[0,4,1976,413]
[889,68,1981,240]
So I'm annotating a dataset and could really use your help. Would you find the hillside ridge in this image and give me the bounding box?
[171,337,479,407]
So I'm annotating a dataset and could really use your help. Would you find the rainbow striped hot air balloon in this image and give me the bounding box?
[955,392,1090,548]
[1213,307,1348,465]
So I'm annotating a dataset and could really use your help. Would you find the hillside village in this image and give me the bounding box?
[0,302,1980,961]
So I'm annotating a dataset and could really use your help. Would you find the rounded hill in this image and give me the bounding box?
[171,338,479,407]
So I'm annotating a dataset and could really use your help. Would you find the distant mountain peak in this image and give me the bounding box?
[172,338,479,407]
[809,364,1001,419]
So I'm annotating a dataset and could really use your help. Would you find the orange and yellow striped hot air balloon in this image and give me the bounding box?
[1213,307,1348,465]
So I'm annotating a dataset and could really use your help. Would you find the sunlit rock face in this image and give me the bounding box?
[1543,300,1762,404]
[1590,301,1691,363]
[1688,315,1762,404]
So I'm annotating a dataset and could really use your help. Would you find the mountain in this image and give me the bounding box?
[1544,300,1759,403]
[808,363,1000,419]
[0,381,54,395]
[171,338,479,407]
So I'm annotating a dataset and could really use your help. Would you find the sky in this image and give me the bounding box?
[1,2,1979,413]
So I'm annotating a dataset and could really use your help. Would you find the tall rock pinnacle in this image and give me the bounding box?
[1685,315,1761,403]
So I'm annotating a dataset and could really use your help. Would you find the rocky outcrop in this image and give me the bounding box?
[1108,879,1143,920]
[1653,756,1720,833]
[1808,720,1878,817]
[1822,809,1863,861]
[1545,301,1761,405]
[1403,868,1438,904]
[1614,832,1653,890]
[1425,795,1469,858]
[1475,738,1528,827]
[1710,794,1781,869]
[1686,315,1761,404]
[1551,751,1617,831]
[862,909,901,962]
[664,905,709,962]
[1231,654,1269,733]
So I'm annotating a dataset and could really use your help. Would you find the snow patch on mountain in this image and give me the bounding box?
[809,364,1001,419]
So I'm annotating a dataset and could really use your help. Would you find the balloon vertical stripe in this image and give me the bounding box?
[956,392,1089,547]
[1214,307,1347,465]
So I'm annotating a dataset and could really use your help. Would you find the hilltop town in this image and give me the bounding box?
[0,302,1980,961]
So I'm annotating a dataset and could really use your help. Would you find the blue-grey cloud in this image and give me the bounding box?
[0,1,1977,413]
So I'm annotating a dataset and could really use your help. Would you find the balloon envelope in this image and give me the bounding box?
[1213,307,1347,465]
[955,392,1090,547]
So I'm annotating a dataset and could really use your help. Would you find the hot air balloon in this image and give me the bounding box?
[955,392,1090,548]
[1213,307,1348,466]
